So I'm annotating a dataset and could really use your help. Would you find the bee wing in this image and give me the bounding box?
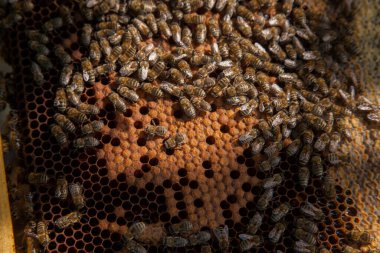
[239,233,253,241]
[213,225,228,240]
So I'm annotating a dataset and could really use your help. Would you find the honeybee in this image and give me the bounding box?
[294,239,315,253]
[26,30,48,44]
[188,231,211,246]
[124,222,145,239]
[201,244,213,253]
[262,173,282,189]
[60,65,73,87]
[184,85,205,98]
[53,88,67,112]
[67,107,89,124]
[36,221,50,248]
[119,61,138,77]
[190,97,212,112]
[28,172,49,185]
[239,99,258,117]
[269,222,286,243]
[106,45,122,64]
[322,170,335,199]
[295,229,316,245]
[36,54,53,70]
[257,188,274,211]
[30,61,44,85]
[226,95,249,106]
[145,13,158,35]
[69,182,85,210]
[54,113,76,133]
[73,136,100,149]
[117,86,139,103]
[302,128,314,145]
[88,41,101,63]
[313,133,330,152]
[236,16,252,38]
[50,124,67,145]
[55,211,82,229]
[213,225,229,253]
[299,144,312,166]
[300,202,324,221]
[107,91,127,113]
[239,234,262,251]
[157,18,172,38]
[238,129,259,146]
[24,220,37,240]
[327,153,340,165]
[271,203,290,222]
[159,82,182,98]
[342,245,361,253]
[163,236,188,248]
[329,132,341,153]
[258,93,273,115]
[251,136,265,155]
[71,72,84,95]
[164,133,187,150]
[54,45,72,65]
[142,82,164,98]
[144,123,168,139]
[125,239,147,253]
[298,167,309,188]
[55,174,68,200]
[81,120,103,135]
[247,212,263,235]
[66,85,80,106]
[81,57,95,83]
[208,17,220,39]
[169,220,193,235]
[348,229,375,245]
[179,96,196,118]
[295,218,318,234]
[28,40,50,55]
[81,24,92,46]
[43,17,63,32]
[310,155,323,177]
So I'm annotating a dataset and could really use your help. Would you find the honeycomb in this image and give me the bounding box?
[0,0,378,253]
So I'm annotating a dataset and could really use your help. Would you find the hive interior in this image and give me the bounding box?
[0,0,379,253]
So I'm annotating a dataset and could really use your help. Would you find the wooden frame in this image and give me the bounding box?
[0,136,16,253]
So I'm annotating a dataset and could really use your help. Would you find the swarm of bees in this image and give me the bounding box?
[0,0,379,252]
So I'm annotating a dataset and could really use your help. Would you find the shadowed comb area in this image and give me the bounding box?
[0,0,379,253]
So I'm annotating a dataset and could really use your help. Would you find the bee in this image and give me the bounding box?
[29,62,44,86]
[80,24,92,46]
[117,86,139,103]
[327,153,340,165]
[299,144,312,166]
[208,17,220,39]
[88,41,101,63]
[73,136,100,149]
[186,231,211,246]
[295,229,316,245]
[55,174,68,200]
[176,60,192,79]
[55,211,82,229]
[59,5,74,25]
[145,14,158,35]
[157,19,172,38]
[107,91,127,113]
[294,240,315,253]
[106,45,122,64]
[183,85,205,98]
[28,172,48,185]
[54,113,76,133]
[269,40,286,61]
[169,220,193,235]
[238,99,258,116]
[296,218,318,234]
[239,234,262,251]
[67,107,89,124]
[69,182,85,210]
[314,133,330,152]
[302,128,314,145]
[142,82,164,98]
[269,222,286,243]
[117,77,141,90]
[60,65,73,87]
[54,45,72,65]
[310,155,323,177]
[298,167,310,188]
[262,173,282,189]
[235,16,252,38]
[66,85,81,106]
[36,54,53,70]
[53,88,67,112]
[81,120,104,135]
[251,136,265,155]
[190,97,212,112]
[342,245,361,253]
[24,220,37,240]
[164,133,187,150]
[160,81,183,98]
[257,188,274,211]
[71,72,84,95]
[264,142,283,158]
[179,96,196,118]
[125,239,147,253]
[81,57,95,84]
[50,124,67,145]
[271,203,291,222]
[36,221,50,248]
[258,93,273,115]
[323,170,335,199]
[163,236,188,248]
[247,212,263,235]
[43,17,63,32]
[201,244,213,253]
[26,30,48,44]
[127,221,146,239]
[282,0,294,15]
[226,95,249,106]
[77,103,100,115]
[213,225,229,253]
[28,40,50,55]
[347,229,375,245]
[144,124,168,139]
[238,129,259,146]
[300,202,324,221]
[329,132,341,153]
[300,100,324,117]
[132,18,151,38]
[304,114,327,131]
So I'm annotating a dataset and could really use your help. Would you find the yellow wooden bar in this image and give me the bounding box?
[0,136,16,253]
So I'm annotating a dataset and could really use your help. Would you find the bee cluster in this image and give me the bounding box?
[0,0,379,253]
